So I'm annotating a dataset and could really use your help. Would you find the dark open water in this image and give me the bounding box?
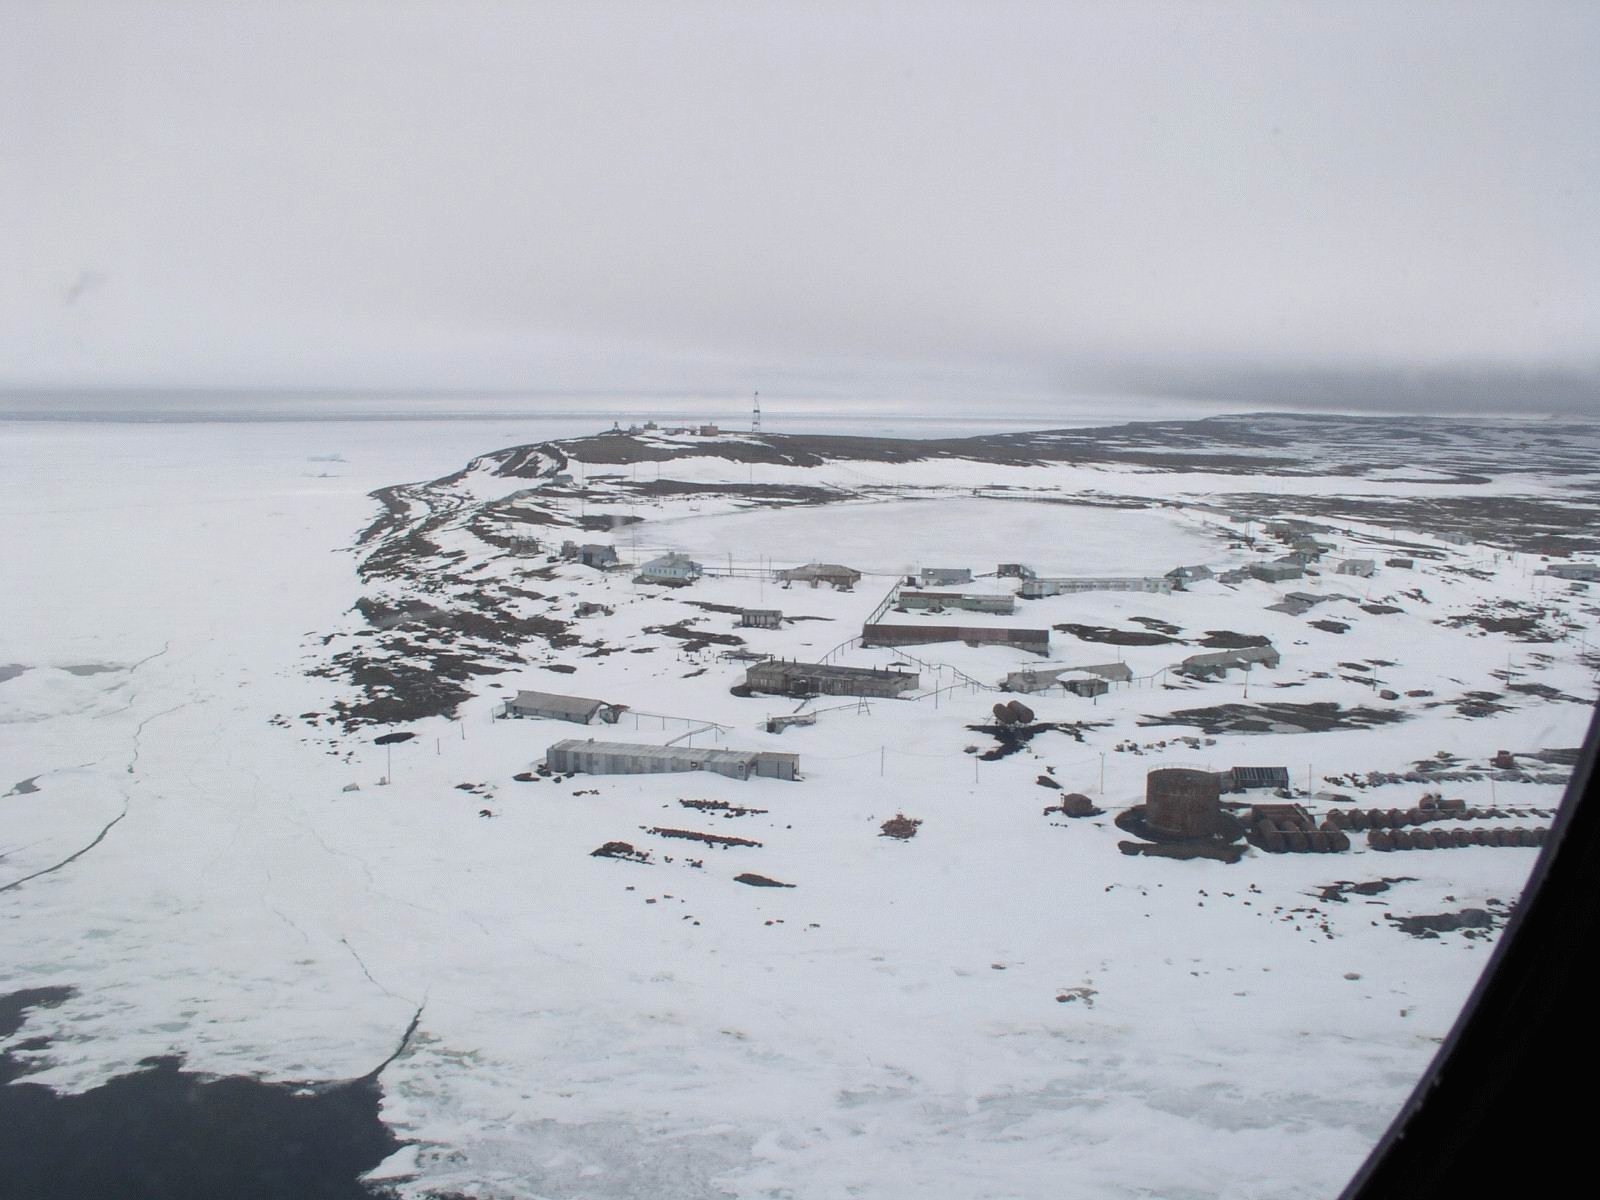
[0,988,404,1200]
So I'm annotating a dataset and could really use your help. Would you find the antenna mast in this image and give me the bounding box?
[751,390,761,434]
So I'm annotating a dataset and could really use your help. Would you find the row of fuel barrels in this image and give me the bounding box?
[1250,820,1352,854]
[1368,826,1547,851]
[1325,806,1543,831]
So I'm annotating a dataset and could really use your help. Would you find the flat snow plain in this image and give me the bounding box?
[1,414,1595,1200]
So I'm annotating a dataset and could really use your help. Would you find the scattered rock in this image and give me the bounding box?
[590,841,651,862]
[879,814,923,840]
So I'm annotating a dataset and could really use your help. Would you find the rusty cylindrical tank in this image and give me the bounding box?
[1144,768,1223,838]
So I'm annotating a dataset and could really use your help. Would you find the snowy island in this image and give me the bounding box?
[3,412,1598,1199]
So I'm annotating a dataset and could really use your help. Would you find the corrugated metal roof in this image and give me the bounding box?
[510,691,609,720]
[1230,766,1291,788]
[1182,645,1279,668]
[778,562,860,577]
[750,660,916,682]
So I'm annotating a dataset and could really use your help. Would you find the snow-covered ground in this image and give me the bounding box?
[2,413,1596,1199]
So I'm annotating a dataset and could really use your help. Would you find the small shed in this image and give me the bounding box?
[1336,558,1376,577]
[504,690,623,725]
[1386,557,1415,569]
[919,567,973,587]
[1224,766,1292,792]
[562,541,618,569]
[1165,564,1214,585]
[1061,676,1109,698]
[996,563,1036,579]
[1249,561,1304,583]
[739,608,783,629]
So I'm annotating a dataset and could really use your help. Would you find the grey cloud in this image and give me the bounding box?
[1,1,1596,413]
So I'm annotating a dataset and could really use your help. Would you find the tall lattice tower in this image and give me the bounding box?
[751,390,761,434]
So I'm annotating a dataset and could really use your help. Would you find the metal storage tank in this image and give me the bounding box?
[1144,768,1223,838]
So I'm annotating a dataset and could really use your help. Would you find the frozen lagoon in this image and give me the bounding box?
[638,496,1220,576]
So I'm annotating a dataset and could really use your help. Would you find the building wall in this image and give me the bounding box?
[546,743,795,781]
[1020,577,1173,597]
[510,702,597,723]
[899,591,1015,614]
[862,623,1049,655]
[746,663,916,698]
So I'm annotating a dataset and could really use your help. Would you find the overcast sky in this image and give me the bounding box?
[3,1,1597,415]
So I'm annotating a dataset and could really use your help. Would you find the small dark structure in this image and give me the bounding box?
[1059,792,1099,817]
[1144,768,1225,838]
[545,738,798,781]
[1386,557,1415,569]
[991,699,1036,725]
[503,690,624,725]
[1224,766,1292,793]
[509,535,543,556]
[1266,590,1329,615]
[739,608,783,629]
[919,567,973,587]
[1336,558,1377,577]
[1060,676,1109,698]
[745,659,918,699]
[777,562,862,590]
[997,563,1036,579]
[1165,564,1214,585]
[1249,561,1304,582]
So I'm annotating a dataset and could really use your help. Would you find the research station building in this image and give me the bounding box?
[745,659,920,699]
[545,739,798,781]
[503,690,623,725]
